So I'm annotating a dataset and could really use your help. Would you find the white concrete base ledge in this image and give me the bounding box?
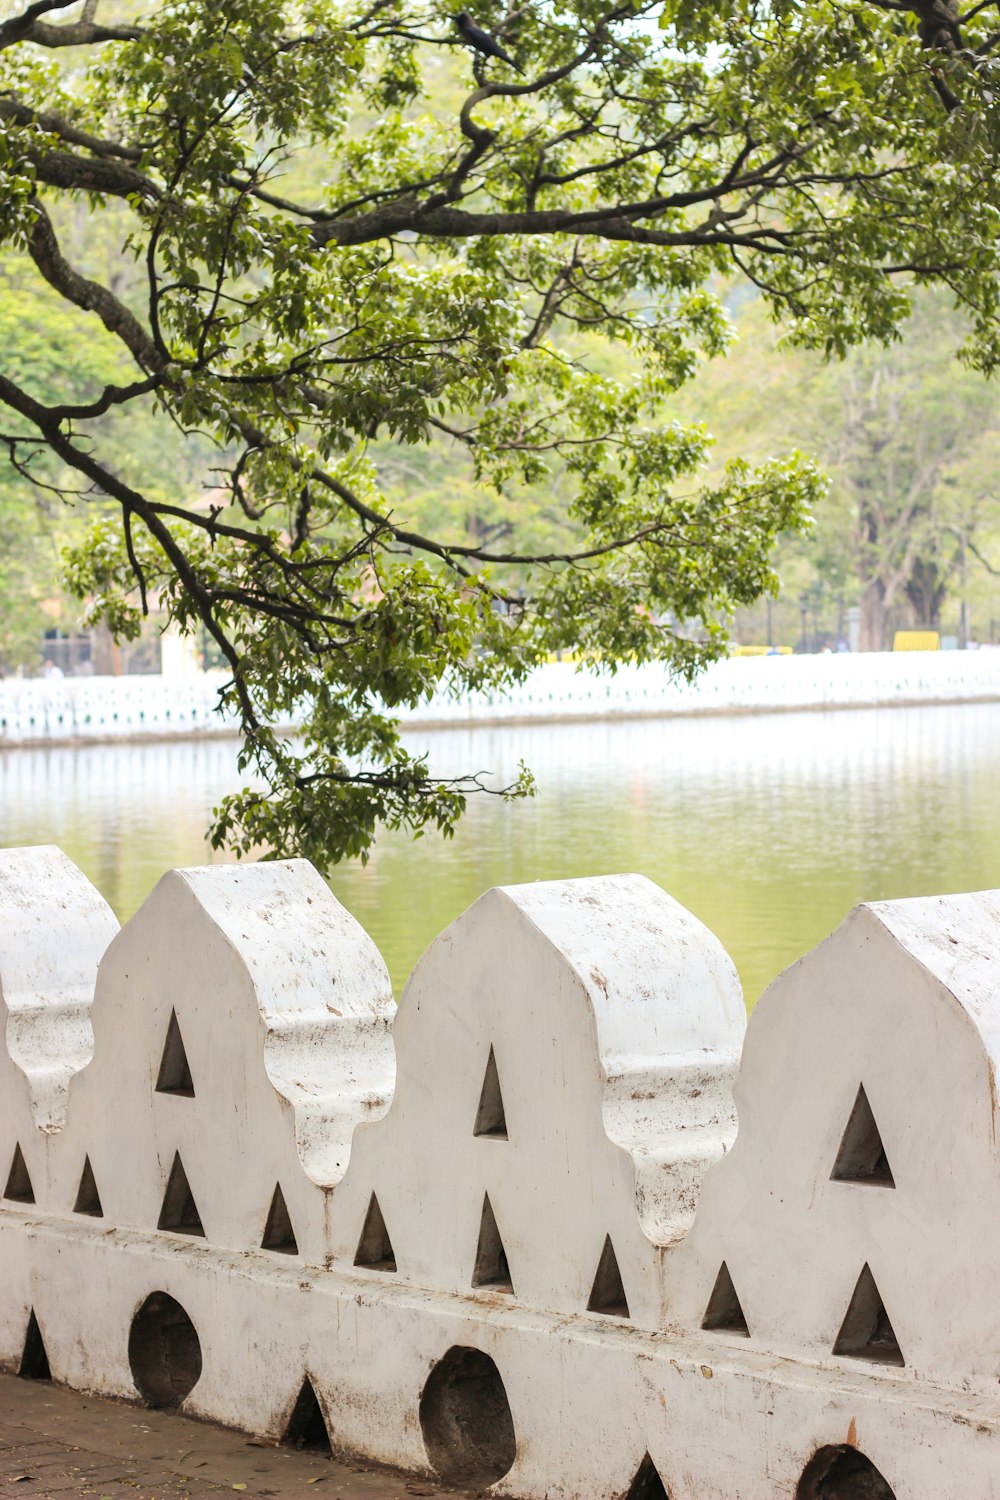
[2,848,999,1499]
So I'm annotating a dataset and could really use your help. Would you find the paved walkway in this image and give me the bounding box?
[0,1375,459,1499]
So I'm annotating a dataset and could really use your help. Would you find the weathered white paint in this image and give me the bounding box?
[66,860,396,1265]
[335,876,744,1328]
[0,846,118,1135]
[2,847,1000,1499]
[677,892,1000,1395]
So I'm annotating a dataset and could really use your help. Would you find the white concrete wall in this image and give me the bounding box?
[2,849,1000,1497]
[3,649,1000,743]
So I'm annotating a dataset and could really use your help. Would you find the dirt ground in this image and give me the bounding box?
[0,1374,463,1500]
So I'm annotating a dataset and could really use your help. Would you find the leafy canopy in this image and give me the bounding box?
[670,290,1000,645]
[0,0,996,861]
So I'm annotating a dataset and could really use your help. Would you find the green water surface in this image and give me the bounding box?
[2,702,998,1005]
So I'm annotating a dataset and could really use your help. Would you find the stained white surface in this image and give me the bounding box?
[2,847,1000,1498]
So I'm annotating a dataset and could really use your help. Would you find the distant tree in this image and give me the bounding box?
[0,483,57,673]
[0,0,996,860]
[0,252,218,670]
[0,258,123,672]
[671,293,999,649]
[833,308,998,649]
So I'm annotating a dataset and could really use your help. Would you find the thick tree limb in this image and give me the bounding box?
[0,0,73,47]
[14,16,141,45]
[314,199,797,250]
[0,99,144,163]
[0,0,139,48]
[26,142,161,202]
[26,201,165,374]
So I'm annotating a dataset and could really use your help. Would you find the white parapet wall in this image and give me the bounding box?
[3,650,1000,744]
[2,848,1000,1499]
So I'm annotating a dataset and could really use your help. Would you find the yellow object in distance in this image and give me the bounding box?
[893,631,940,652]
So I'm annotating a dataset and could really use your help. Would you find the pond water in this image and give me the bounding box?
[2,702,999,1006]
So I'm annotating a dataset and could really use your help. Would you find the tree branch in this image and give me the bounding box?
[23,140,161,202]
[0,0,73,47]
[26,200,165,374]
[0,98,144,163]
[314,198,796,251]
[967,536,1000,575]
[15,16,141,45]
[0,371,258,724]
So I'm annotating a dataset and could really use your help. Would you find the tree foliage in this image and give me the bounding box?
[671,291,1000,647]
[824,298,999,646]
[0,255,124,671]
[0,0,996,860]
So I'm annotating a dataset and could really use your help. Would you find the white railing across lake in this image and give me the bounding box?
[0,673,231,744]
[408,648,1000,723]
[2,649,1000,745]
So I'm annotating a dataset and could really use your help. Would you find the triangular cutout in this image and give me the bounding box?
[625,1452,670,1500]
[587,1234,630,1318]
[19,1309,51,1381]
[831,1084,894,1186]
[833,1263,904,1366]
[261,1183,298,1255]
[73,1155,103,1217]
[353,1192,396,1272]
[473,1045,508,1139]
[701,1260,750,1336]
[4,1143,34,1204]
[471,1192,513,1294]
[281,1377,331,1453]
[155,1009,195,1097]
[157,1152,205,1237]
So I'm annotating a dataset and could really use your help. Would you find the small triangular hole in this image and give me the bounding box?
[281,1377,331,1453]
[587,1234,630,1318]
[701,1260,750,1336]
[354,1192,396,1271]
[831,1085,894,1187]
[833,1263,904,1366]
[625,1452,670,1500]
[4,1143,34,1204]
[157,1152,205,1237]
[473,1045,508,1139]
[261,1183,298,1255]
[73,1155,103,1217]
[155,1009,195,1097]
[19,1309,51,1381]
[472,1192,513,1294]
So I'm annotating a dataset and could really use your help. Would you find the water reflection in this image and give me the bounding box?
[2,703,998,1005]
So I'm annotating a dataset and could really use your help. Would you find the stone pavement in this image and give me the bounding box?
[0,1376,460,1500]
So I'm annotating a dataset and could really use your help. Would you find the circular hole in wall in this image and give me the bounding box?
[128,1291,203,1409]
[419,1345,516,1487]
[796,1444,896,1500]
